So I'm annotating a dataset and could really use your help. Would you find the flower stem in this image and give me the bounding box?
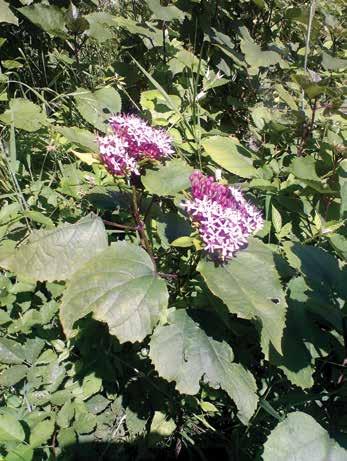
[131,184,157,272]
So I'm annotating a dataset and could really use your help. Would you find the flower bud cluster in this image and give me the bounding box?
[98,114,173,176]
[183,171,263,260]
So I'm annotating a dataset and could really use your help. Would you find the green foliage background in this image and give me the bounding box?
[0,0,346,459]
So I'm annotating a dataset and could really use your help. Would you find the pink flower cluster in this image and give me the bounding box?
[98,114,174,176]
[182,171,263,260]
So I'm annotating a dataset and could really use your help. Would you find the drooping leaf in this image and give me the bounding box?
[201,136,258,178]
[0,0,18,25]
[0,338,25,364]
[150,309,258,424]
[19,3,67,37]
[60,242,168,343]
[262,412,347,461]
[0,214,107,282]
[142,158,194,196]
[0,414,25,443]
[54,125,97,151]
[0,98,47,132]
[74,86,121,132]
[198,239,287,357]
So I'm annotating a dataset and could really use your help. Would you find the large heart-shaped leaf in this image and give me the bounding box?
[262,412,347,461]
[201,136,258,179]
[60,242,168,343]
[198,239,287,357]
[0,214,107,282]
[142,158,193,196]
[150,309,258,424]
[75,86,121,132]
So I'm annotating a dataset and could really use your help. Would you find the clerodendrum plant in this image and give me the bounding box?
[0,0,347,459]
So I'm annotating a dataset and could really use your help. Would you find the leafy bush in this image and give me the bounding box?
[0,0,346,460]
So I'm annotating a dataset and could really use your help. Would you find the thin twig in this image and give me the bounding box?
[103,219,137,231]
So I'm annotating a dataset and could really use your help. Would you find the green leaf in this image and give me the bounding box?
[18,4,67,37]
[126,407,147,435]
[29,418,55,448]
[0,214,107,282]
[170,236,194,248]
[201,136,258,178]
[150,309,258,424]
[54,125,97,151]
[57,400,74,429]
[0,414,25,443]
[149,411,176,444]
[73,412,97,434]
[0,98,47,132]
[74,86,121,132]
[283,243,345,300]
[5,444,33,461]
[60,242,168,343]
[85,395,110,415]
[197,239,287,357]
[322,51,347,71]
[239,28,283,69]
[85,12,115,43]
[262,412,347,461]
[0,365,28,386]
[328,233,347,261]
[0,0,18,25]
[0,338,25,364]
[269,300,314,389]
[289,156,320,182]
[57,427,76,448]
[82,373,102,400]
[142,158,194,196]
[146,0,186,22]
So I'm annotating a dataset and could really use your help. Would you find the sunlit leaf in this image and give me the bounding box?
[60,242,168,343]
[19,3,67,37]
[0,0,18,25]
[142,158,194,196]
[74,86,121,132]
[262,412,347,460]
[201,136,258,178]
[0,98,47,132]
[0,214,107,282]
